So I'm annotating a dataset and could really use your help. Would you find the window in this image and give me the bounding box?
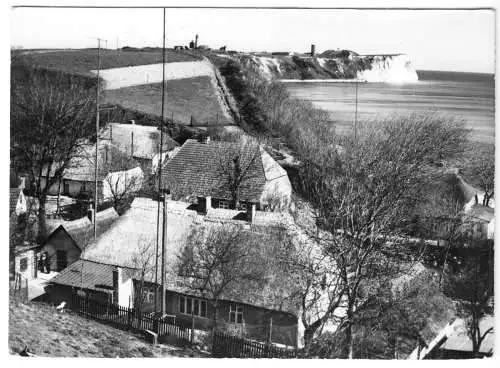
[229,304,244,324]
[179,296,208,318]
[63,180,70,195]
[81,182,87,192]
[237,202,247,211]
[20,257,28,272]
[218,200,230,209]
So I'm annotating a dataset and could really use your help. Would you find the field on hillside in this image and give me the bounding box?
[17,49,200,75]
[103,76,233,126]
[8,298,204,358]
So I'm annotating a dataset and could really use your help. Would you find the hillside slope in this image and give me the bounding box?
[8,299,202,357]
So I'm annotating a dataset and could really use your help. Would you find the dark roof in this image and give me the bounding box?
[50,259,118,292]
[9,188,22,214]
[161,139,266,203]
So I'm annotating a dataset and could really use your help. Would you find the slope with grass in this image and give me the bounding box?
[8,298,204,357]
[103,76,233,126]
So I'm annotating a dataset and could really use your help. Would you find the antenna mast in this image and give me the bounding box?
[155,7,167,316]
[94,38,106,240]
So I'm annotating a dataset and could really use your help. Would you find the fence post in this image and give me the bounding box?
[25,278,29,301]
[190,314,195,345]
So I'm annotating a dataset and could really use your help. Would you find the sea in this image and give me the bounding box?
[284,70,495,143]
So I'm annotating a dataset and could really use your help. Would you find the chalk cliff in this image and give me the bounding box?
[224,50,418,83]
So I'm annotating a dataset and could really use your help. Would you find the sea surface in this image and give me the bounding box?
[284,70,495,143]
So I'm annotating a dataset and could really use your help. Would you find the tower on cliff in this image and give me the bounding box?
[311,44,316,56]
[195,34,199,49]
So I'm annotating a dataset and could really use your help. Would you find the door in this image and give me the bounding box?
[63,180,70,195]
[56,250,67,271]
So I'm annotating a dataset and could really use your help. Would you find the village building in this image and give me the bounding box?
[161,139,292,211]
[48,197,302,346]
[40,207,120,273]
[408,316,494,359]
[39,141,143,203]
[100,122,179,174]
[462,204,495,240]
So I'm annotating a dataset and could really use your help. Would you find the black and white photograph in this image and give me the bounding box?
[6,1,496,361]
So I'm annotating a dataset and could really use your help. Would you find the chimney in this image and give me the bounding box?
[311,44,316,56]
[19,176,26,190]
[112,267,121,304]
[195,34,199,48]
[247,203,256,223]
[88,206,95,223]
[131,132,134,157]
[198,196,211,214]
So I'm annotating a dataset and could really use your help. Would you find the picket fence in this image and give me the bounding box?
[212,331,297,358]
[70,294,190,346]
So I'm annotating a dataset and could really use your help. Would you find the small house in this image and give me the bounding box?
[40,208,119,273]
[462,204,495,240]
[100,123,179,174]
[39,141,143,203]
[161,139,292,211]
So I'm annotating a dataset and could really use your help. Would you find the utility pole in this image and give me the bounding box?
[354,81,359,141]
[161,191,168,315]
[93,38,106,240]
[155,7,167,315]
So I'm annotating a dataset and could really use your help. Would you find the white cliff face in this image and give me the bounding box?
[356,54,419,83]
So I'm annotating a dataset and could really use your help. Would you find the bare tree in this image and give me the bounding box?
[11,57,95,241]
[295,114,469,356]
[461,144,494,206]
[444,240,494,357]
[130,237,156,313]
[216,141,261,209]
[101,147,143,213]
[176,224,265,331]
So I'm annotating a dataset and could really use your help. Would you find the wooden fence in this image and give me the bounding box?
[212,331,297,358]
[70,294,190,346]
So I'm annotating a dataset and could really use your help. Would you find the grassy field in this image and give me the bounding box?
[103,76,232,126]
[8,298,205,357]
[17,49,200,75]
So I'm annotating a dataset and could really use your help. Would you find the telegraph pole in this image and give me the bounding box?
[354,81,359,141]
[94,38,106,240]
[155,7,167,315]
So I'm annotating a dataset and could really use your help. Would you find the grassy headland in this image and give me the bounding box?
[16,48,200,76]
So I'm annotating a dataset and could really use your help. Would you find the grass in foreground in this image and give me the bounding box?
[8,298,204,358]
[103,76,232,126]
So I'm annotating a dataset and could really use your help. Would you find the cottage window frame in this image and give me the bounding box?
[229,303,244,324]
[19,257,28,272]
[218,200,230,209]
[179,296,208,318]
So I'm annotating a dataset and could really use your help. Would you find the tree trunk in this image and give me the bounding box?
[56,179,62,214]
[37,194,47,242]
[344,307,354,359]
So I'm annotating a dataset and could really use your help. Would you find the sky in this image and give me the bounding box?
[10,7,496,73]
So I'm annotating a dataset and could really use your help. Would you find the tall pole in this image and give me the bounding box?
[354,81,358,141]
[155,7,167,315]
[94,39,102,240]
[161,193,167,315]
